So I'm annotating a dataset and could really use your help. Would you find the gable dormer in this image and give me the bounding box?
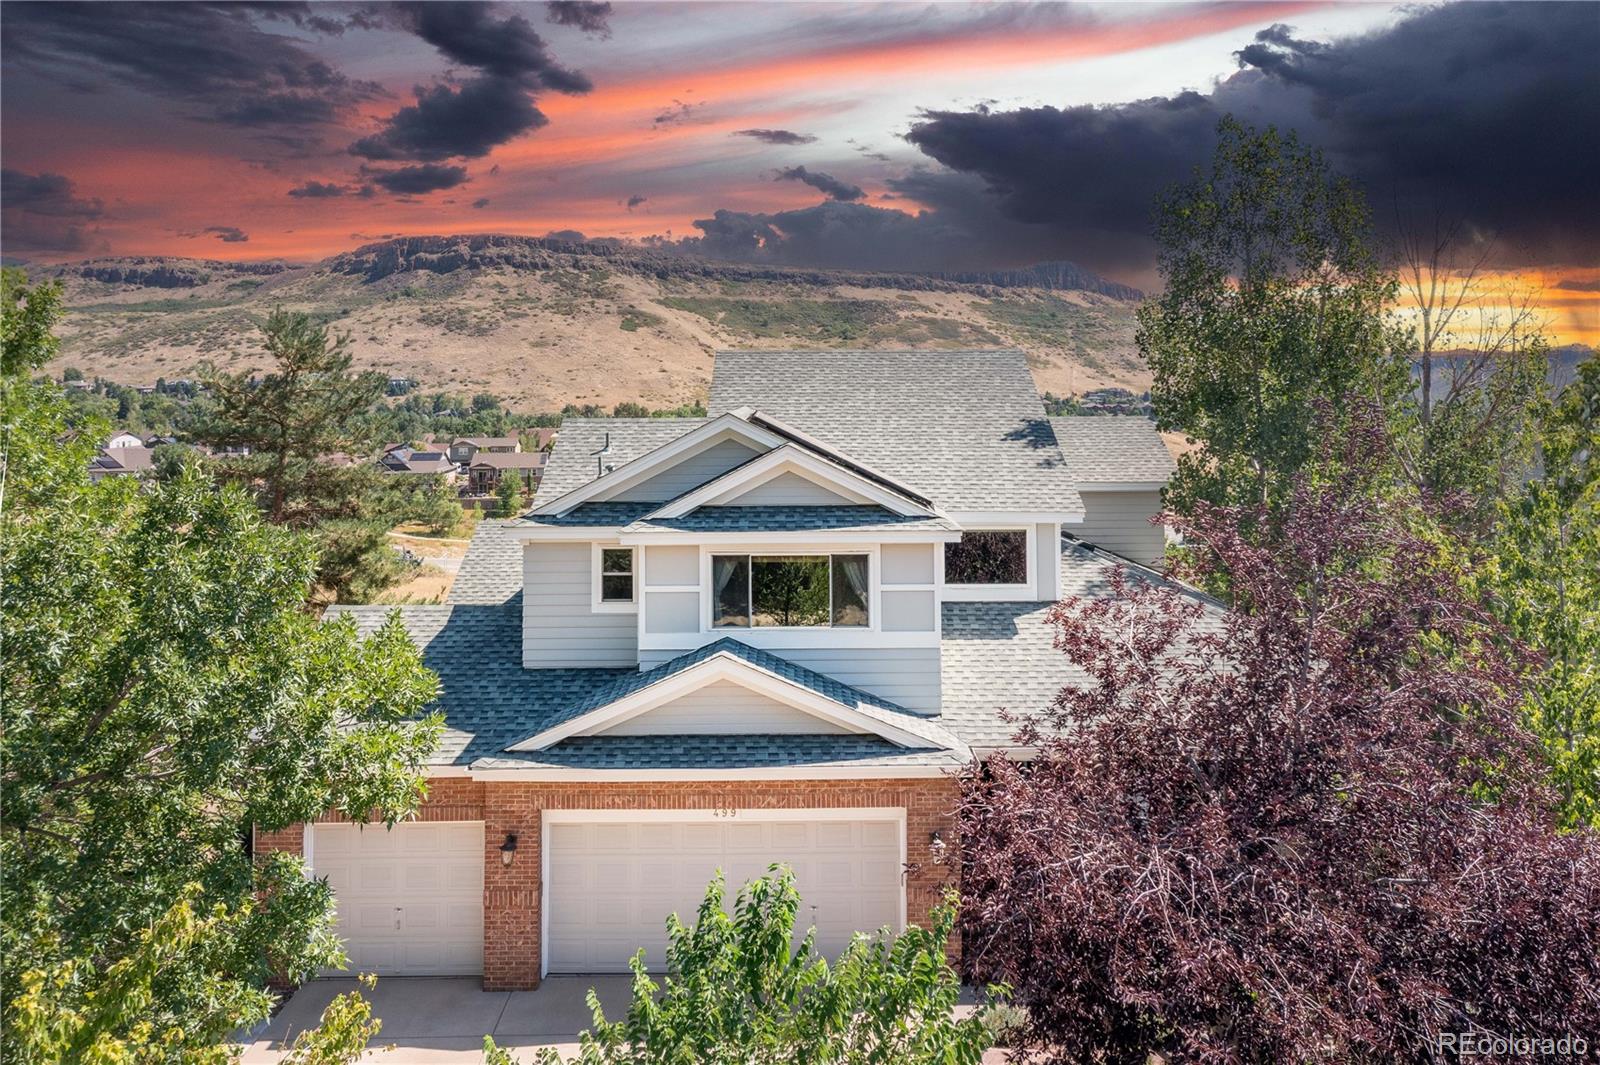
[532,413,785,515]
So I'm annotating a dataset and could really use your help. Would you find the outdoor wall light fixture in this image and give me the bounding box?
[929,830,947,865]
[500,833,518,866]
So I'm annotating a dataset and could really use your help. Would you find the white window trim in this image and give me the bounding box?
[702,545,880,635]
[940,524,1036,602]
[591,543,638,614]
[539,806,907,980]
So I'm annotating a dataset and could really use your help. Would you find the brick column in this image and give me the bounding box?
[483,784,542,990]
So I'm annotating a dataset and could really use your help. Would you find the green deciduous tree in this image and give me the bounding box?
[488,867,994,1065]
[1392,215,1551,529]
[1,267,62,376]
[492,473,524,518]
[1486,357,1600,827]
[1140,117,1407,521]
[2,280,442,1059]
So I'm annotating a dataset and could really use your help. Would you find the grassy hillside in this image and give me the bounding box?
[39,236,1147,412]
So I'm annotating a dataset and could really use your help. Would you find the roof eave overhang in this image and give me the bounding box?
[618,528,964,545]
[643,441,938,520]
[504,650,941,752]
[464,763,958,781]
[532,413,787,516]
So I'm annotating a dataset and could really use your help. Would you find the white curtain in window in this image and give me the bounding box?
[833,554,869,626]
[712,554,748,627]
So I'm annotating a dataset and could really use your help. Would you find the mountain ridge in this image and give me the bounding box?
[35,235,1153,411]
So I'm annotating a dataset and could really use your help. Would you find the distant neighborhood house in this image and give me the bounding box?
[466,450,547,496]
[448,434,521,464]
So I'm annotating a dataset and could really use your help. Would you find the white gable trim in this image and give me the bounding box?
[645,444,935,520]
[505,651,931,751]
[532,414,784,516]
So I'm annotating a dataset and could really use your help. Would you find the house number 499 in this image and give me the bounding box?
[713,806,738,818]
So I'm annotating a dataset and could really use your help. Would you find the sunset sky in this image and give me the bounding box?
[2,1,1596,343]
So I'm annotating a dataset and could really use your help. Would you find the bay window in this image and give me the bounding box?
[712,553,870,628]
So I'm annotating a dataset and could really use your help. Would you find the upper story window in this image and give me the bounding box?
[944,529,1028,585]
[599,547,635,603]
[712,554,869,629]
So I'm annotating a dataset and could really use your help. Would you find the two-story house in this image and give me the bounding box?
[449,434,523,465]
[258,349,1190,991]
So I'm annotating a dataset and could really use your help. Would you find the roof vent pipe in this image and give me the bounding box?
[595,431,611,477]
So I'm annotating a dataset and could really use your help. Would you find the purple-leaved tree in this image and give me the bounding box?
[957,425,1600,1063]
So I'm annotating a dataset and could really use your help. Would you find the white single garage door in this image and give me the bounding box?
[310,821,484,976]
[545,812,904,974]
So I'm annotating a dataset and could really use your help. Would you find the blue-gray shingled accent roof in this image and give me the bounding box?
[513,636,963,752]
[471,736,963,771]
[711,350,1082,514]
[623,505,960,534]
[1051,416,1178,485]
[325,603,631,764]
[348,535,1224,768]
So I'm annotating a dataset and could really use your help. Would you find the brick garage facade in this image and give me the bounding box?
[257,774,960,991]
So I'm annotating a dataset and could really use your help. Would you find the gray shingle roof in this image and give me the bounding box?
[1051,416,1177,485]
[711,350,1081,514]
[345,535,1224,770]
[473,736,962,771]
[533,418,706,504]
[939,537,1226,747]
[512,636,963,752]
[325,607,960,768]
[325,603,630,765]
[447,520,524,604]
[517,502,657,529]
[623,506,960,535]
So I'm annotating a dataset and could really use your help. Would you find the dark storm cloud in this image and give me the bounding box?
[901,1,1600,271]
[774,166,865,203]
[287,180,348,198]
[1,2,382,132]
[204,226,249,243]
[733,129,817,146]
[472,197,491,209]
[351,77,548,161]
[0,169,105,252]
[546,1,613,38]
[677,199,1047,275]
[626,195,648,210]
[351,2,593,164]
[1554,279,1600,293]
[363,163,470,195]
[389,2,590,91]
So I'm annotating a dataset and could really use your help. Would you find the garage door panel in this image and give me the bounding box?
[312,822,484,977]
[547,814,903,975]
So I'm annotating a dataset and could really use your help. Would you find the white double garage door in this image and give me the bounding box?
[310,810,905,977]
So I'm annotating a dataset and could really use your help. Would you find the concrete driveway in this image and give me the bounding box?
[237,976,634,1063]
